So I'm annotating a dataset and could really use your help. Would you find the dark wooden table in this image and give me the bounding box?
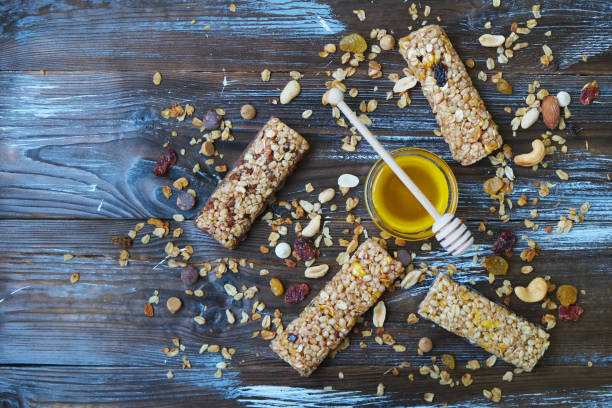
[1,0,611,406]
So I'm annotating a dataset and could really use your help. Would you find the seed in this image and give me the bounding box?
[274,242,291,259]
[166,297,182,314]
[418,337,432,353]
[280,80,301,104]
[269,278,284,296]
[379,34,395,50]
[338,173,359,188]
[557,91,571,107]
[153,71,162,86]
[176,192,196,211]
[240,104,256,120]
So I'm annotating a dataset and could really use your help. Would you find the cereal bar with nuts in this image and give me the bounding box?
[398,25,502,165]
[270,239,404,376]
[195,117,309,248]
[418,274,549,372]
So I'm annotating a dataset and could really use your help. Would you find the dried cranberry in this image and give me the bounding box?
[540,60,559,72]
[181,266,199,285]
[493,231,516,256]
[565,122,583,138]
[433,62,447,87]
[579,81,599,105]
[176,192,196,211]
[203,110,221,129]
[152,148,177,176]
[294,236,316,261]
[285,283,310,304]
[287,333,297,342]
[559,305,583,322]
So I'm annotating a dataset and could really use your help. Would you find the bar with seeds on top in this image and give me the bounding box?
[418,273,550,372]
[398,25,503,166]
[270,239,404,376]
[195,117,309,248]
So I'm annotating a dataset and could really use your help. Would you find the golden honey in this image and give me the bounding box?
[365,148,458,240]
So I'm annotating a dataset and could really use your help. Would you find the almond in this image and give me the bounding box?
[541,95,560,129]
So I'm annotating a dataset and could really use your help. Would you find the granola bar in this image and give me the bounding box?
[398,25,502,166]
[195,117,309,248]
[270,239,404,376]
[418,274,549,372]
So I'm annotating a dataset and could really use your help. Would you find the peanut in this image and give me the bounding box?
[304,264,329,278]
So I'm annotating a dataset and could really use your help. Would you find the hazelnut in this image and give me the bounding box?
[240,104,256,120]
[418,337,433,353]
[203,110,221,129]
[379,34,395,50]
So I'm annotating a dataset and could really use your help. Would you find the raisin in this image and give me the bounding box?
[556,285,578,307]
[339,33,367,53]
[496,78,513,94]
[559,305,583,322]
[109,235,133,248]
[483,177,504,195]
[285,283,310,304]
[153,148,177,176]
[176,192,196,211]
[433,62,447,87]
[579,81,599,105]
[441,353,456,370]
[181,266,199,285]
[287,333,297,343]
[565,122,583,138]
[540,60,559,73]
[482,255,508,276]
[492,231,516,256]
[294,236,316,261]
[203,110,221,129]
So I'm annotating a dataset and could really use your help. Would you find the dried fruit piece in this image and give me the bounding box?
[153,148,178,176]
[441,353,456,370]
[294,236,316,261]
[270,278,284,296]
[579,81,599,105]
[203,110,221,129]
[285,283,310,304]
[176,192,195,211]
[559,305,583,321]
[339,33,367,53]
[144,302,154,317]
[492,231,516,256]
[109,235,133,248]
[181,266,199,285]
[433,63,447,87]
[483,177,504,195]
[496,78,513,94]
[482,255,508,276]
[565,122,583,138]
[556,284,578,307]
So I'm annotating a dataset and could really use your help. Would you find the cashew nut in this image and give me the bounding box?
[514,277,548,303]
[301,214,321,237]
[514,139,545,167]
[304,264,329,278]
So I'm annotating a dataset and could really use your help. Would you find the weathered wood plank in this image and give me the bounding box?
[0,0,610,74]
[1,219,610,370]
[1,71,609,219]
[0,365,611,407]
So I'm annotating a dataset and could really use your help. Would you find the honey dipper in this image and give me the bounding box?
[327,88,473,256]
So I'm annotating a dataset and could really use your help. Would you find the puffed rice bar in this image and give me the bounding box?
[195,117,309,248]
[270,239,404,376]
[399,25,503,166]
[418,274,549,372]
